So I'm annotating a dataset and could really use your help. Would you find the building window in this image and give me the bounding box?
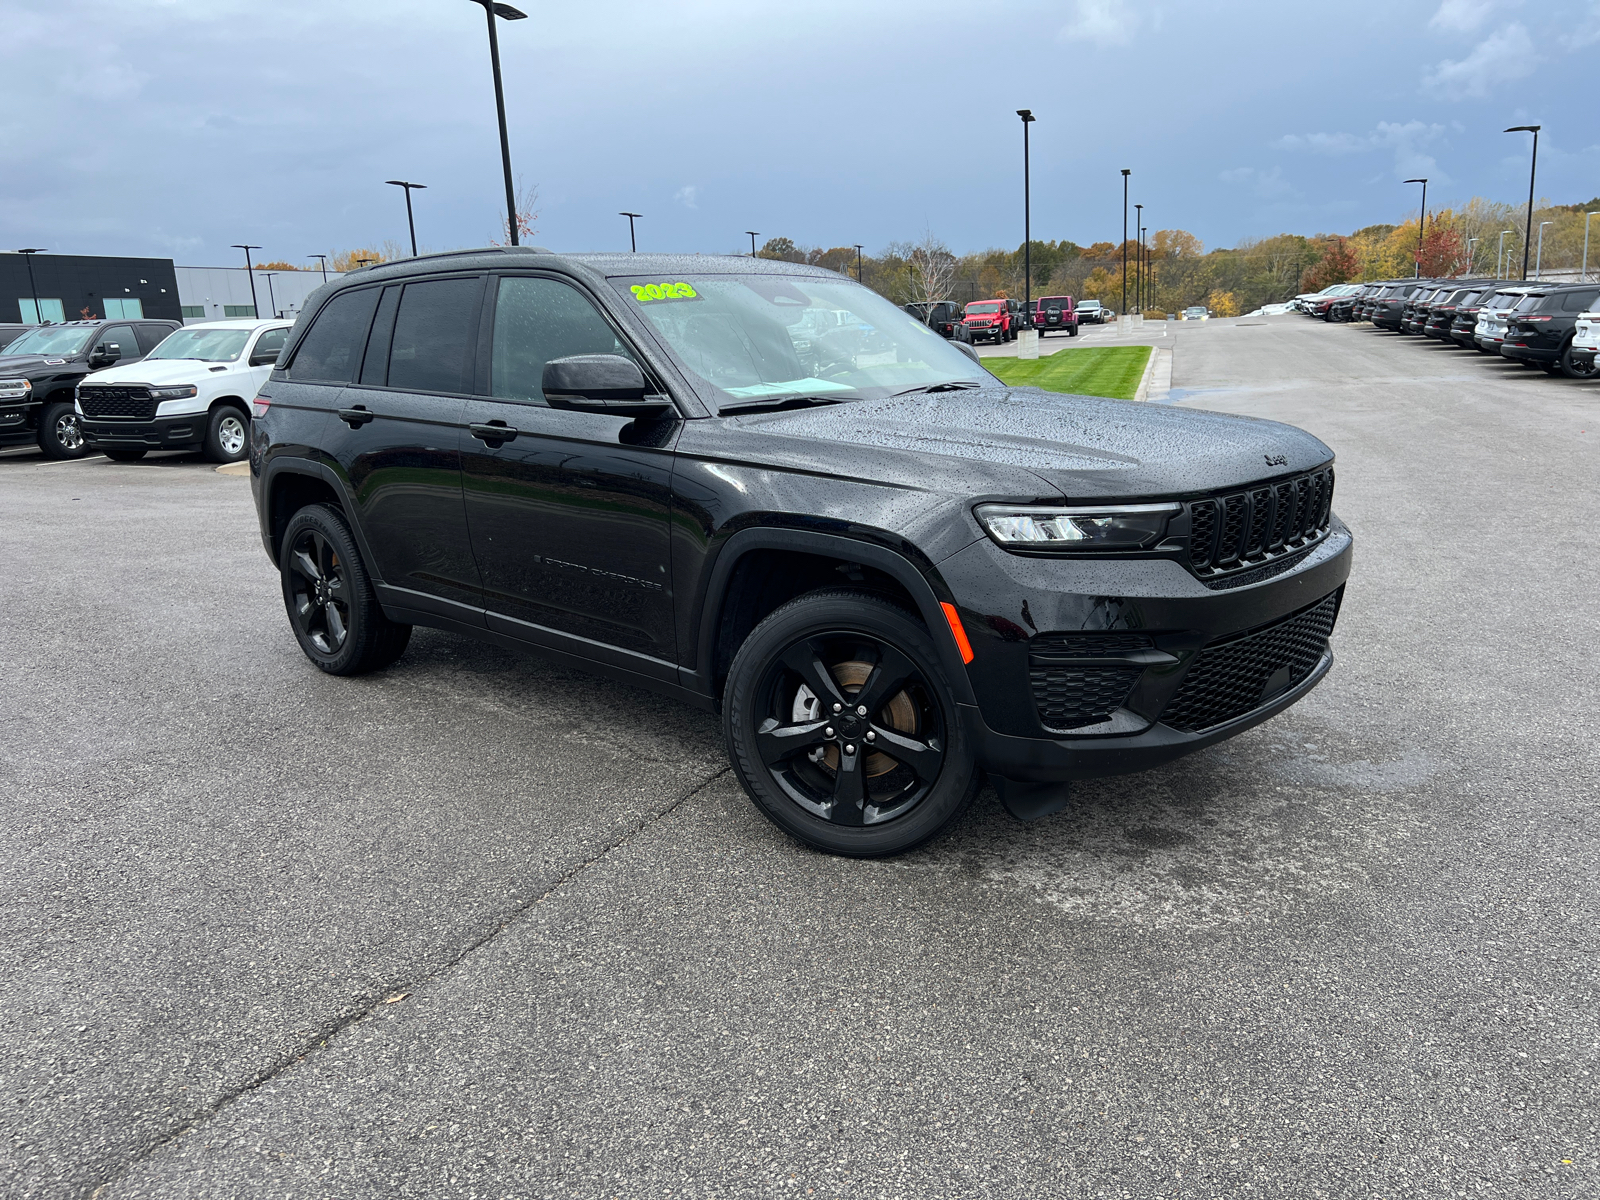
[104,297,146,319]
[224,304,258,318]
[180,305,206,319]
[19,298,66,323]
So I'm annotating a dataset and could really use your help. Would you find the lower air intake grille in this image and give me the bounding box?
[1159,592,1341,733]
[78,386,156,420]
[1028,631,1153,730]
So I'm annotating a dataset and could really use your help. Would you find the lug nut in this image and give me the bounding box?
[825,727,835,738]
[832,702,842,713]
[865,731,876,742]
[844,744,856,755]
[856,705,867,716]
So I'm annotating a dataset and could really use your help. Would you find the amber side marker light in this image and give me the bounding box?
[940,602,975,664]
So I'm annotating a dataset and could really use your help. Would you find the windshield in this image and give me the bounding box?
[965,302,1002,314]
[146,328,252,362]
[2,326,94,357]
[616,273,990,411]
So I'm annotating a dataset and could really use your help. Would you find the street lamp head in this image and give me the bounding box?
[1404,178,1427,185]
[1016,109,1034,122]
[386,180,426,190]
[1504,125,1540,133]
[473,0,527,17]
[1121,168,1130,177]
[17,247,46,254]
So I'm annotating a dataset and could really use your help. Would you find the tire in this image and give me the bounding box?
[204,405,250,463]
[103,449,147,462]
[1559,343,1597,380]
[279,504,412,675]
[38,401,87,459]
[1069,324,1079,337]
[723,588,980,857]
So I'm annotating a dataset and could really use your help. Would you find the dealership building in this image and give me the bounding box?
[3,251,342,326]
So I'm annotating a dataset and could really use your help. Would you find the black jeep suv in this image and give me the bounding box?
[250,249,1353,856]
[0,318,181,457]
[1499,283,1600,379]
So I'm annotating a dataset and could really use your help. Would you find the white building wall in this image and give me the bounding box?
[175,266,344,324]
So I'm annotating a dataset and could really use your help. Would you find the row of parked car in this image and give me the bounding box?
[903,296,1116,345]
[0,316,290,460]
[1291,278,1599,380]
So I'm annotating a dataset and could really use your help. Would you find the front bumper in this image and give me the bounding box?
[0,400,38,445]
[942,521,1354,784]
[81,412,206,450]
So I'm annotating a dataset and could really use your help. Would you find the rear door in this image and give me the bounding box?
[459,272,680,677]
[318,276,485,619]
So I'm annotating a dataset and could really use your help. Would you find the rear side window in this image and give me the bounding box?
[253,327,289,359]
[387,277,483,394]
[135,324,174,354]
[1562,289,1599,312]
[489,276,636,405]
[287,288,381,382]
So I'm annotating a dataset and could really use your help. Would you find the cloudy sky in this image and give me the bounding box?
[6,0,1596,266]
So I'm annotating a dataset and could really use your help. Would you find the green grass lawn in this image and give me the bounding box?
[984,345,1152,400]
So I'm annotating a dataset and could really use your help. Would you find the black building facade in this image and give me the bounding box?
[1,253,182,324]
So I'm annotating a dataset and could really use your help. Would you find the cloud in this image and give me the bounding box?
[1058,0,1142,47]
[1422,22,1537,98]
[1277,121,1449,183]
[673,185,698,209]
[1219,167,1300,201]
[1277,132,1368,155]
[1428,0,1496,33]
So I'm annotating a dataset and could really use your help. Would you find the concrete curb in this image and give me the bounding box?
[1146,347,1173,403]
[215,461,250,476]
[1132,345,1159,402]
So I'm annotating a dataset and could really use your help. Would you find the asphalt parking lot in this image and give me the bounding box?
[2,318,1596,1200]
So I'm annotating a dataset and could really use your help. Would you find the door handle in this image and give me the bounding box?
[337,406,375,428]
[469,422,519,443]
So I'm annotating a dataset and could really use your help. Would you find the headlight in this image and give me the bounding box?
[149,385,199,400]
[0,378,30,400]
[976,503,1181,551]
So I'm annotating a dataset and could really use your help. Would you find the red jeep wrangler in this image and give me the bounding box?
[962,299,1013,343]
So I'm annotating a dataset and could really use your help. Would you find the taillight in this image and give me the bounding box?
[252,392,272,418]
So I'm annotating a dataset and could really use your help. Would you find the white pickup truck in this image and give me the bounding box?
[75,319,290,462]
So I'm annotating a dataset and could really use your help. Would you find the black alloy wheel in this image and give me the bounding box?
[279,504,411,675]
[1559,342,1597,380]
[724,589,979,857]
[38,402,87,459]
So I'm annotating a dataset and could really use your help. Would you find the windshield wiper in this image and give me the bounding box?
[717,394,852,415]
[891,381,984,397]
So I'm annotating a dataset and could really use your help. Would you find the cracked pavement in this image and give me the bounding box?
[1,316,1596,1198]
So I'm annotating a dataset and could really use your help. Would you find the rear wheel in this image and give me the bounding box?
[723,589,979,857]
[204,406,249,463]
[38,402,87,459]
[280,504,411,675]
[1559,343,1597,380]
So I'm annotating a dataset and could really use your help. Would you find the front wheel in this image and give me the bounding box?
[279,504,411,675]
[723,589,980,857]
[38,402,87,459]
[204,406,250,463]
[1559,343,1597,380]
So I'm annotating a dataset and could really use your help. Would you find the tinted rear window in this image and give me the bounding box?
[1512,294,1548,313]
[1562,289,1599,312]
[287,288,381,383]
[387,277,483,394]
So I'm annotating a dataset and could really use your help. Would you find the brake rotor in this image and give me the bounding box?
[792,659,917,777]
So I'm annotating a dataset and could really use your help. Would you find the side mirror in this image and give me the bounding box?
[92,343,122,365]
[249,350,279,367]
[542,354,673,417]
[952,341,982,366]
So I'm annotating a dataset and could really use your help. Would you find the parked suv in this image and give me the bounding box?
[76,319,291,462]
[1076,299,1109,324]
[0,318,181,457]
[1499,284,1600,378]
[903,300,973,343]
[251,249,1352,857]
[1028,296,1079,337]
[962,298,1013,342]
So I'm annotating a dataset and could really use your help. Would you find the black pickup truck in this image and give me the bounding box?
[0,318,180,457]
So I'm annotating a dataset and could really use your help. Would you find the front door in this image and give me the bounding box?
[460,274,679,677]
[320,276,485,617]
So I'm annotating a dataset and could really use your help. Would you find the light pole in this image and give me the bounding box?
[1140,225,1148,312]
[1121,168,1130,317]
[1134,203,1143,312]
[746,232,759,257]
[1505,125,1540,281]
[853,244,864,284]
[1404,178,1427,277]
[467,0,527,246]
[1497,230,1514,278]
[385,180,427,256]
[1585,212,1599,282]
[1466,237,1478,275]
[307,253,329,283]
[619,212,642,252]
[354,256,377,269]
[1534,220,1552,279]
[17,248,46,324]
[1017,109,1035,328]
[231,243,261,317]
[260,272,278,319]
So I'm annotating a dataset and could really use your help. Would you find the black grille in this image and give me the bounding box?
[1159,592,1341,733]
[1028,631,1153,730]
[78,385,156,420]
[1186,467,1334,579]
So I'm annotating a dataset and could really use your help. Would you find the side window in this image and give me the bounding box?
[136,324,174,354]
[286,288,381,383]
[360,286,401,386]
[489,276,635,404]
[387,277,483,394]
[252,327,289,360]
[1564,290,1599,312]
[94,325,137,359]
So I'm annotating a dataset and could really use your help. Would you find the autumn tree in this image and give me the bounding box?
[1300,237,1359,291]
[253,260,302,271]
[907,231,957,305]
[490,177,541,246]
